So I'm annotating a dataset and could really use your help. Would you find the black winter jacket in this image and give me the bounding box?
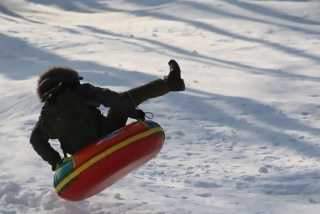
[30,83,139,168]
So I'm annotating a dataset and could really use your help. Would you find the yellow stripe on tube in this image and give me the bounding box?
[55,126,163,193]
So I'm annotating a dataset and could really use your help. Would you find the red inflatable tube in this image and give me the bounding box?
[53,120,165,201]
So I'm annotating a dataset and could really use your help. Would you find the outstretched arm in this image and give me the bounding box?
[30,119,61,170]
[78,83,139,119]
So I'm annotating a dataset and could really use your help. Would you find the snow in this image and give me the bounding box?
[1,0,320,213]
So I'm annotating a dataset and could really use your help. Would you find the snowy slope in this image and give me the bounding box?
[1,0,320,213]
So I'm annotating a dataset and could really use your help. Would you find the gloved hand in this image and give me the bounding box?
[136,109,146,121]
[52,158,64,171]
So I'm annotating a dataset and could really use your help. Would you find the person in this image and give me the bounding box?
[30,59,185,171]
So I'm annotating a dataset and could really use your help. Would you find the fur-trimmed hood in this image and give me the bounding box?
[37,66,83,102]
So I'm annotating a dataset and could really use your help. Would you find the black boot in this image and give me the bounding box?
[164,59,185,91]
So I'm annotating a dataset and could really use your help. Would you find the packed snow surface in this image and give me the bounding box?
[0,0,320,213]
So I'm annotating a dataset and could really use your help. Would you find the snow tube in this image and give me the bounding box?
[53,120,165,201]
